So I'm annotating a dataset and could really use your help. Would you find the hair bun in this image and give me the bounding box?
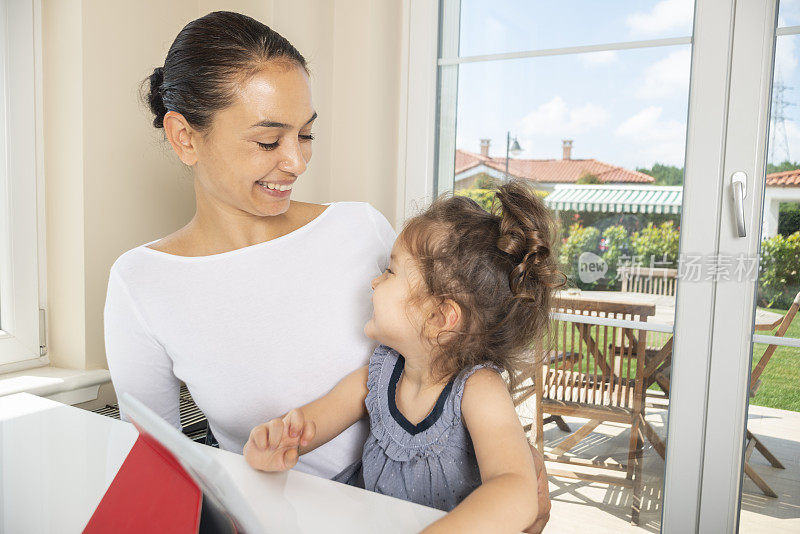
[495,180,563,297]
[147,66,168,129]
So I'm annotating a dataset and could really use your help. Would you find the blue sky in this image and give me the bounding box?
[451,0,800,170]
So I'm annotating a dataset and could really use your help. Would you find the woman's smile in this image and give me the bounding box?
[256,180,294,198]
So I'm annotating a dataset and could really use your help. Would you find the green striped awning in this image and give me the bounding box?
[544,185,682,214]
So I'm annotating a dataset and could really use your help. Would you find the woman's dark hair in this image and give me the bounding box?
[144,11,307,130]
[399,180,566,389]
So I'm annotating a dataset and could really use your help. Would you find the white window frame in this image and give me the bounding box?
[396,0,440,227]
[698,1,783,531]
[0,0,47,371]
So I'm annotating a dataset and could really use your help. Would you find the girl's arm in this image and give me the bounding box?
[422,369,539,534]
[244,365,368,471]
[295,364,369,454]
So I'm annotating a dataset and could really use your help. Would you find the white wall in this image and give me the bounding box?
[762,186,800,238]
[42,0,403,371]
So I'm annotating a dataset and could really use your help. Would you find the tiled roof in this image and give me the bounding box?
[455,150,654,184]
[766,169,800,186]
[454,150,489,174]
[458,151,800,187]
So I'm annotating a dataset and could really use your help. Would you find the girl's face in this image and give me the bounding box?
[191,63,316,217]
[364,241,430,351]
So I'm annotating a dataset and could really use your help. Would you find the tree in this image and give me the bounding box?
[576,172,602,184]
[636,163,684,186]
[766,160,800,174]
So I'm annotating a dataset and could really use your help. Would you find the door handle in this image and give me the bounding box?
[731,171,747,237]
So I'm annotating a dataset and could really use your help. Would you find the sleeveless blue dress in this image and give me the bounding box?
[332,344,499,511]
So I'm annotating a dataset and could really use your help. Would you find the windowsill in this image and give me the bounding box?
[0,366,111,405]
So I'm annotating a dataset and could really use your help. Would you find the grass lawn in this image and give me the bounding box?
[751,306,800,412]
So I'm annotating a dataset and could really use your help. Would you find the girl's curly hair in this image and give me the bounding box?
[399,180,566,388]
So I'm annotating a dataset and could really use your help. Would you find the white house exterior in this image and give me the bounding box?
[762,169,800,238]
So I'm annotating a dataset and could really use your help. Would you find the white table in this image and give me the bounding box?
[0,393,445,533]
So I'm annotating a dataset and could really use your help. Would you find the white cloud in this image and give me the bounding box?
[615,107,686,165]
[636,48,691,99]
[626,0,694,38]
[774,37,798,80]
[580,51,619,66]
[520,96,610,138]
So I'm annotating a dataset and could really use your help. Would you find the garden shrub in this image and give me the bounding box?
[455,188,497,212]
[456,186,548,213]
[630,221,680,267]
[601,225,630,290]
[559,223,601,289]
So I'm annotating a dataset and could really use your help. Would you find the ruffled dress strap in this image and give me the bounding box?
[364,344,396,413]
[331,345,395,486]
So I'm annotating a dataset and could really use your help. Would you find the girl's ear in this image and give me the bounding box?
[427,299,462,334]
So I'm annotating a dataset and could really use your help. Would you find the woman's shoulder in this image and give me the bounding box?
[322,201,390,224]
[108,241,164,284]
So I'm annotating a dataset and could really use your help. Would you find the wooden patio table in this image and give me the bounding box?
[555,290,783,329]
[547,290,784,460]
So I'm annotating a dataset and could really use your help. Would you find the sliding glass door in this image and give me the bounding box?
[409,0,794,531]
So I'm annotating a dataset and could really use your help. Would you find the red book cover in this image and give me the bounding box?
[83,435,202,533]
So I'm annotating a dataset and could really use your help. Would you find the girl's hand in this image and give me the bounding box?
[243,408,316,472]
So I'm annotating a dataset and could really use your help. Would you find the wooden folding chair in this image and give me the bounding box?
[635,291,799,498]
[742,290,800,497]
[515,297,657,524]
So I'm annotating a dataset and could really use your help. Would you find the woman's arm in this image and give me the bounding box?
[422,369,539,534]
[105,268,182,429]
[244,365,368,471]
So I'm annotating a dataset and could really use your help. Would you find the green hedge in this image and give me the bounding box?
[779,203,800,236]
[759,231,800,308]
[559,223,799,308]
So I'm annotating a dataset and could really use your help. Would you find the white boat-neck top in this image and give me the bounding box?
[104,202,396,478]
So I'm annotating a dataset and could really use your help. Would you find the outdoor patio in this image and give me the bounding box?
[517,402,800,533]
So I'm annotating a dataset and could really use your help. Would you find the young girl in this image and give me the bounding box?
[244,181,563,533]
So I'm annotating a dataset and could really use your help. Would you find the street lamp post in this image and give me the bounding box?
[505,131,523,181]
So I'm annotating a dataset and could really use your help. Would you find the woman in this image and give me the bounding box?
[104,11,549,532]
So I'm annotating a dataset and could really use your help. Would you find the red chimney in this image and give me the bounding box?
[562,139,573,160]
[480,139,491,157]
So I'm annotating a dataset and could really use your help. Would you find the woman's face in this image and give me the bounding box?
[192,63,316,217]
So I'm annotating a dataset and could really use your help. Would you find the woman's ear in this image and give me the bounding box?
[163,111,199,166]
